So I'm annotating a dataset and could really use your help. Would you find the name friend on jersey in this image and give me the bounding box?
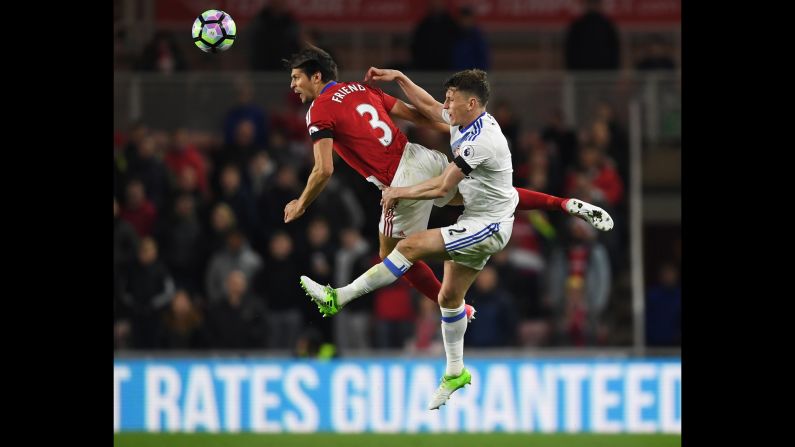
[330,83,367,103]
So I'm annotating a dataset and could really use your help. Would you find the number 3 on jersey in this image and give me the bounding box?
[356,103,393,146]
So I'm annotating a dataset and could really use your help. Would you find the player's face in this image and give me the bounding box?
[290,69,315,103]
[443,88,473,127]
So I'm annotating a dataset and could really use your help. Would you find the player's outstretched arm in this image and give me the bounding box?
[389,100,450,134]
[364,67,445,124]
[381,162,466,212]
[284,138,334,223]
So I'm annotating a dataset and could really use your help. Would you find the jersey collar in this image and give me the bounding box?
[459,111,486,133]
[319,81,338,95]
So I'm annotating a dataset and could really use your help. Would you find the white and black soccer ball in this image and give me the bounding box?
[191,10,236,53]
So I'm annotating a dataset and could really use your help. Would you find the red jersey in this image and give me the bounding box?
[306,81,409,186]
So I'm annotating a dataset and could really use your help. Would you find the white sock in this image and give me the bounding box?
[440,303,468,377]
[336,249,413,307]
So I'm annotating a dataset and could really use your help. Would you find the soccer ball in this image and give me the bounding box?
[192,10,236,53]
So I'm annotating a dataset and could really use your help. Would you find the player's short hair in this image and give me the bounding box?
[284,46,339,82]
[443,69,490,106]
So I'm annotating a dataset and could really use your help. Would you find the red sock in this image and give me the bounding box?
[401,260,442,303]
[515,187,566,211]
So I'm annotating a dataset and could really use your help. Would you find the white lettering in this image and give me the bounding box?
[591,364,622,432]
[215,365,248,432]
[660,364,682,433]
[114,366,131,433]
[558,364,589,432]
[406,366,442,432]
[331,365,367,432]
[145,366,182,432]
[250,366,282,432]
[625,364,658,432]
[284,365,320,432]
[481,365,517,431]
[369,365,404,432]
[183,366,220,432]
[518,364,558,432]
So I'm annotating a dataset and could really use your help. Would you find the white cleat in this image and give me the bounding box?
[564,199,614,232]
[299,275,342,317]
[427,368,472,410]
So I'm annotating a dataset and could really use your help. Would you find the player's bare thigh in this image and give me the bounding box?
[438,260,481,309]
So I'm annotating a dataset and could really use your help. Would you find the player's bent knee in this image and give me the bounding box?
[395,238,416,259]
[437,289,463,309]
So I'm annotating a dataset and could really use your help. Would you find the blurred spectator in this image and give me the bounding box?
[247,151,277,198]
[299,218,337,289]
[372,278,416,349]
[294,327,337,359]
[206,270,268,348]
[310,177,367,233]
[384,36,413,71]
[115,121,149,200]
[205,230,263,304]
[114,270,132,350]
[594,102,630,184]
[125,237,175,348]
[257,164,306,239]
[332,228,373,351]
[120,180,158,237]
[547,217,611,346]
[172,165,210,221]
[126,135,170,212]
[541,109,579,182]
[564,144,624,208]
[114,197,140,273]
[136,30,187,73]
[224,80,269,147]
[410,0,458,70]
[297,218,338,342]
[408,298,443,354]
[114,197,137,350]
[114,29,135,70]
[636,35,675,71]
[564,0,620,71]
[268,92,310,152]
[493,99,520,159]
[156,290,209,349]
[164,129,209,195]
[505,212,549,299]
[301,29,341,68]
[215,120,263,181]
[452,6,490,71]
[207,203,237,254]
[464,266,517,347]
[252,231,305,349]
[156,194,206,294]
[217,164,258,240]
[645,261,681,346]
[248,0,301,71]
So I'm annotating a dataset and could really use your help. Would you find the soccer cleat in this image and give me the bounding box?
[465,304,476,322]
[428,368,472,410]
[299,275,341,317]
[563,198,614,232]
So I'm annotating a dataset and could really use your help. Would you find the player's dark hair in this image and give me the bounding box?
[283,45,339,82]
[443,69,490,106]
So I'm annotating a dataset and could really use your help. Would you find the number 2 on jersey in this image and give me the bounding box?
[356,103,393,146]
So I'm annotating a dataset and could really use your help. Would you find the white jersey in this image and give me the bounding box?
[442,109,518,222]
